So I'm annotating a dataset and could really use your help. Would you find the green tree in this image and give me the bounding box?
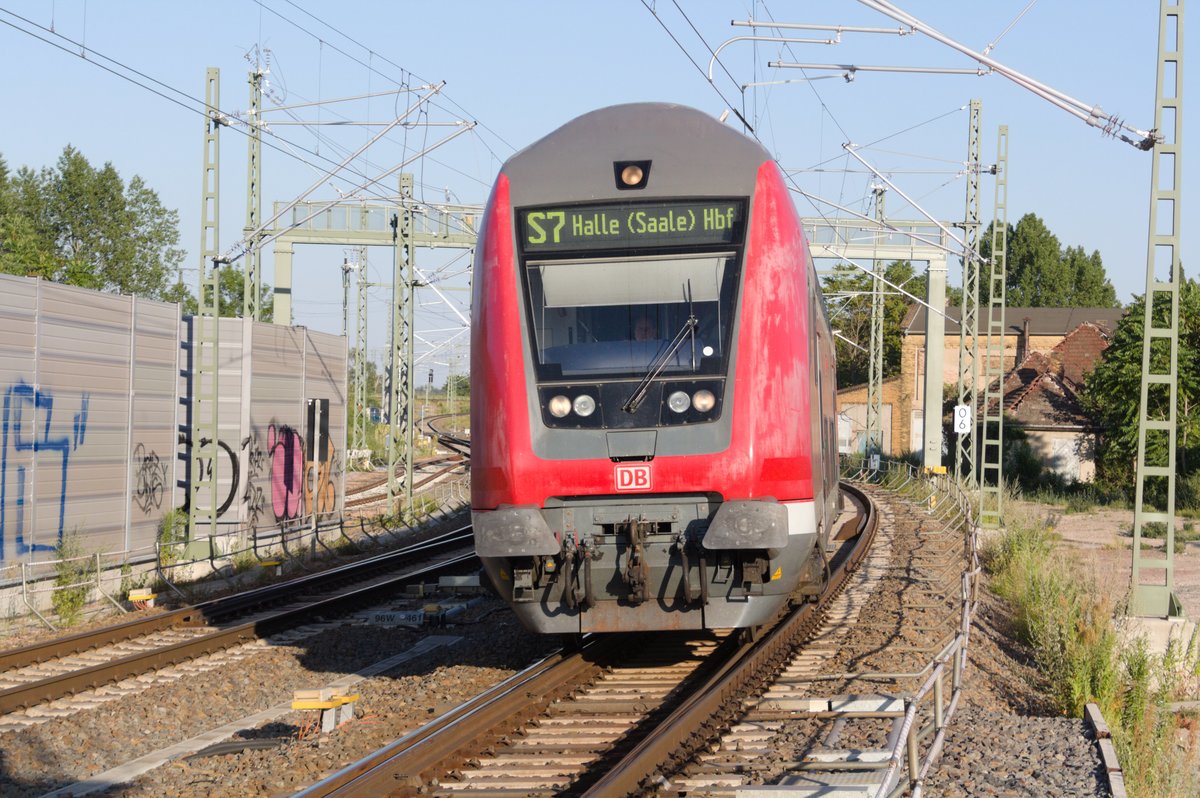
[177,265,274,322]
[0,147,185,299]
[1008,213,1070,306]
[822,259,932,387]
[445,373,470,397]
[1082,277,1200,500]
[1063,245,1118,307]
[1000,213,1119,308]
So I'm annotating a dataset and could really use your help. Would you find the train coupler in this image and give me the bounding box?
[620,520,652,605]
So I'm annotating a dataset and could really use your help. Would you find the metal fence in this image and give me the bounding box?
[841,457,980,798]
[10,472,471,629]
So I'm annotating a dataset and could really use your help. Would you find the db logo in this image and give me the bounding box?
[614,463,652,492]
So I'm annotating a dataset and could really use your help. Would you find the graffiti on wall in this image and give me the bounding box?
[184,418,342,528]
[0,382,90,557]
[132,443,167,513]
[268,424,304,522]
[185,437,241,518]
[267,423,341,522]
[242,435,268,529]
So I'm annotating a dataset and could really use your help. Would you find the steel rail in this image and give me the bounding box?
[344,454,464,501]
[304,484,876,797]
[295,638,626,797]
[581,482,879,796]
[0,528,474,714]
[343,460,466,510]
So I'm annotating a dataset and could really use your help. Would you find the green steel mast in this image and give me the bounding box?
[956,99,982,487]
[979,125,1008,529]
[1131,0,1185,617]
[190,68,222,542]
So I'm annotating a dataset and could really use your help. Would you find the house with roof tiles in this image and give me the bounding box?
[837,306,1125,482]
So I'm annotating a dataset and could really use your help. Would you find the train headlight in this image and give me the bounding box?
[667,391,691,414]
[548,395,571,418]
[692,389,716,412]
[573,394,596,417]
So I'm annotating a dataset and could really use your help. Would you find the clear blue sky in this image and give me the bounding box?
[1,2,1192,386]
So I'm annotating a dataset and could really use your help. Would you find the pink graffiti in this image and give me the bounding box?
[268,424,304,521]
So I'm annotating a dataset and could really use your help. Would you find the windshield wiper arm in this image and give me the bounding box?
[622,316,697,414]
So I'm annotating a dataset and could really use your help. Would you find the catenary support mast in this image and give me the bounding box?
[1131,0,1185,617]
[190,68,222,541]
[865,186,886,460]
[980,126,1008,529]
[955,99,982,486]
[243,66,264,320]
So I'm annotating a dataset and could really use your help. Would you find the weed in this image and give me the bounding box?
[230,549,259,574]
[118,562,145,597]
[987,507,1200,796]
[52,531,93,626]
[157,509,188,567]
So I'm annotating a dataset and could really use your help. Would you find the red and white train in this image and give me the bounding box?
[470,103,839,634]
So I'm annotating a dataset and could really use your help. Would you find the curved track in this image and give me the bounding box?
[296,484,877,797]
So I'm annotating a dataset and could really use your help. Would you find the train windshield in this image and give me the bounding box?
[525,252,740,380]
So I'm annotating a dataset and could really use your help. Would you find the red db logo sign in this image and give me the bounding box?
[614,463,652,492]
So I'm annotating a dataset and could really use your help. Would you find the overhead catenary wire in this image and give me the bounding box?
[639,0,755,132]
[663,5,956,282]
[643,4,958,342]
[983,0,1040,56]
[0,5,477,227]
[224,82,447,261]
[855,0,1157,150]
[843,144,982,264]
[256,0,513,160]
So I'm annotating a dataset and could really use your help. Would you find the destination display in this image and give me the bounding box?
[519,200,745,253]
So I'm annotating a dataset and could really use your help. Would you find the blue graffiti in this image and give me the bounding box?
[0,382,90,557]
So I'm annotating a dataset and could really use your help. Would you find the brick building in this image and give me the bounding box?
[838,306,1125,480]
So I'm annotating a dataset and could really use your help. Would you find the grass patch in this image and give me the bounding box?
[985,508,1200,797]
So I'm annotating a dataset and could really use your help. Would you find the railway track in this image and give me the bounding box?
[0,526,477,723]
[344,458,467,510]
[296,483,882,797]
[342,413,470,510]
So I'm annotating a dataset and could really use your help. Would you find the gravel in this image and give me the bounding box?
[0,598,554,798]
[920,590,1110,797]
[0,485,1117,797]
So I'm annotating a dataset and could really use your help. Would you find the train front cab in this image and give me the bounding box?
[471,104,838,634]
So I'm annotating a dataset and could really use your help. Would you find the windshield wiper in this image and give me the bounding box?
[622,316,697,414]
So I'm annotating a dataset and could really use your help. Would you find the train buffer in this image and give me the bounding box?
[260,559,284,577]
[292,688,360,734]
